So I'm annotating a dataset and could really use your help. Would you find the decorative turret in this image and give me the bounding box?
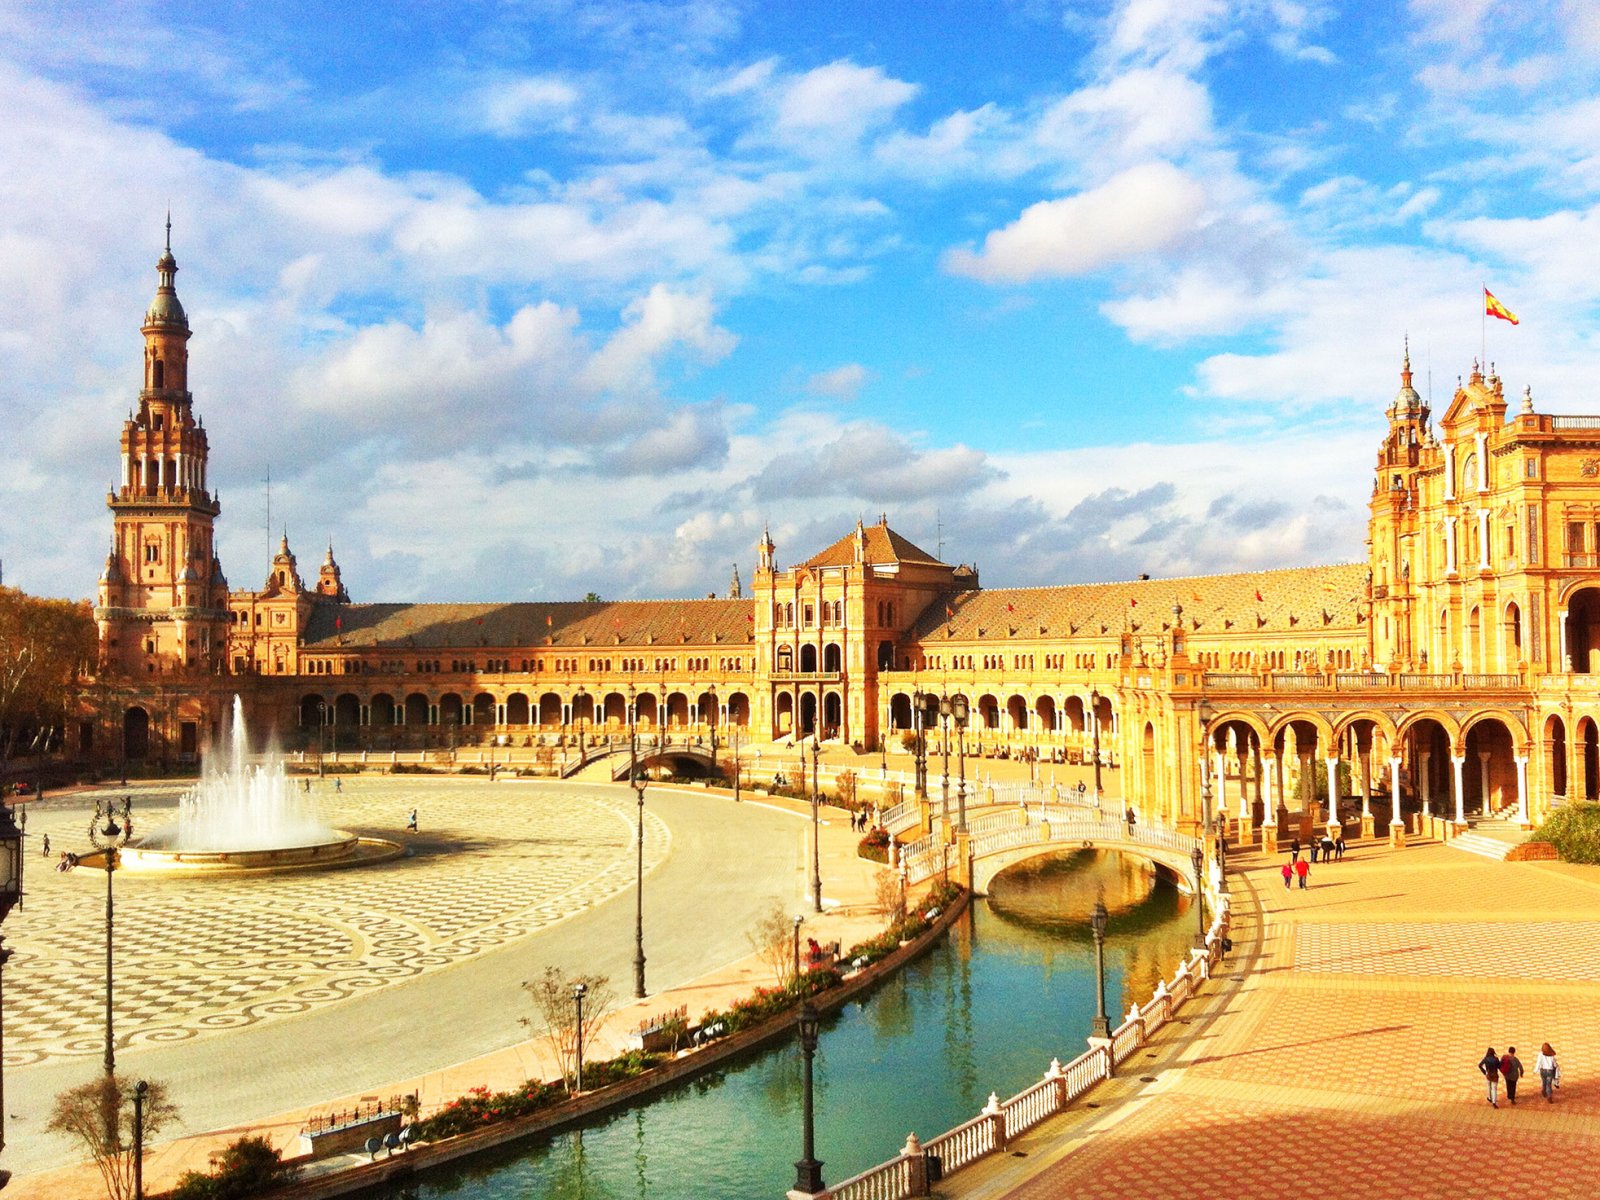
[757,526,775,573]
[316,543,349,602]
[267,533,305,595]
[727,562,743,600]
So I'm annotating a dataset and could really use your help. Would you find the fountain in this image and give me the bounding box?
[120,697,403,874]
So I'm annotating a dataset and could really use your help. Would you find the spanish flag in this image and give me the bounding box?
[1484,288,1519,325]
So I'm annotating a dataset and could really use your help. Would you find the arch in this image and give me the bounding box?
[696,691,719,725]
[1006,694,1028,731]
[1034,695,1056,733]
[1062,695,1086,735]
[1396,709,1463,746]
[823,643,842,673]
[777,645,794,672]
[123,706,150,760]
[1505,600,1523,667]
[472,692,496,726]
[1545,713,1568,801]
[665,692,689,727]
[889,692,912,732]
[876,639,894,671]
[404,692,430,725]
[603,692,627,727]
[1463,716,1517,818]
[439,693,464,727]
[775,691,794,735]
[1569,586,1600,673]
[727,692,750,727]
[977,694,1000,731]
[570,692,595,723]
[635,693,659,729]
[800,692,818,736]
[334,693,361,727]
[823,691,842,735]
[537,692,562,726]
[370,693,396,726]
[1460,708,1529,747]
[799,644,818,673]
[1402,716,1454,819]
[505,693,531,725]
[1581,717,1600,802]
[1331,709,1398,746]
[1467,605,1482,672]
[298,694,327,728]
[1209,710,1271,746]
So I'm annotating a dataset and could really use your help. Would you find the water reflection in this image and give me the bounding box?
[379,849,1189,1200]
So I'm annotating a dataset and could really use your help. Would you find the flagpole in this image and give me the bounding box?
[1481,283,1486,372]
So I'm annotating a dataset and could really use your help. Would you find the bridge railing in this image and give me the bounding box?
[802,867,1232,1199]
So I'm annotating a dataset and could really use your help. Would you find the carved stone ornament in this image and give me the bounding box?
[1582,458,1600,478]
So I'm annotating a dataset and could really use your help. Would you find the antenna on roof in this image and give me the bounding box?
[936,508,944,561]
[264,465,272,564]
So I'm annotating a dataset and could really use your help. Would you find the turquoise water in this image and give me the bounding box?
[376,850,1193,1199]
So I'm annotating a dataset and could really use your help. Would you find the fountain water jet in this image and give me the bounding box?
[120,696,402,874]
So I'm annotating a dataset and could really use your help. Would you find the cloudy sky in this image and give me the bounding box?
[5,0,1599,604]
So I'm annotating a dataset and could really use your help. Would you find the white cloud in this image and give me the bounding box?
[943,162,1208,283]
[582,284,737,394]
[805,362,870,400]
[774,60,918,145]
[478,75,579,136]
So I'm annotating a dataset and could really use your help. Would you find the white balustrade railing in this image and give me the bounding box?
[1001,1075,1059,1138]
[1060,1046,1109,1101]
[922,1113,996,1174]
[1110,1017,1143,1066]
[826,1154,915,1200]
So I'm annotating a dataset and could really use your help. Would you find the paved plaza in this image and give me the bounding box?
[946,837,1600,1200]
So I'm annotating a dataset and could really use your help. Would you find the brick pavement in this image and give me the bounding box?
[945,836,1600,1200]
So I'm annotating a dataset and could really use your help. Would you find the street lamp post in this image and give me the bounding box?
[1090,689,1103,804]
[953,695,969,832]
[707,686,717,770]
[0,798,24,1161]
[793,1001,825,1196]
[572,982,588,1092]
[938,697,951,825]
[318,701,328,777]
[792,914,803,980]
[1089,899,1111,1039]
[1190,845,1207,949]
[732,723,741,803]
[575,687,587,756]
[811,738,820,803]
[810,740,823,913]
[911,687,927,800]
[133,1079,149,1200]
[88,795,134,1080]
[629,685,647,999]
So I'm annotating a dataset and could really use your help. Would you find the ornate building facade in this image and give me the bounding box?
[90,246,1600,836]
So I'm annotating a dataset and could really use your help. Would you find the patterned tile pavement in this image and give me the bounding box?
[945,838,1600,1200]
[5,778,667,1066]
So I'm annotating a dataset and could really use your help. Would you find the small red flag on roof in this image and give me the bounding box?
[945,604,955,619]
[335,615,342,629]
[1005,603,1015,613]
[1255,589,1264,602]
[1130,598,1137,608]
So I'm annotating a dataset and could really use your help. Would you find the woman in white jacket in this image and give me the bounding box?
[1536,1043,1561,1103]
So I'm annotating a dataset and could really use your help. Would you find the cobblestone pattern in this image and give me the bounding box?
[1292,919,1600,980]
[5,781,667,1066]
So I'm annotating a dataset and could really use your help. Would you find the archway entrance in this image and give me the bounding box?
[1569,587,1600,673]
[123,706,150,761]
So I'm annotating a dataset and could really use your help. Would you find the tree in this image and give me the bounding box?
[583,592,602,603]
[834,769,858,809]
[748,899,797,987]
[0,587,95,772]
[521,967,615,1092]
[873,867,905,919]
[47,1075,178,1200]
[166,1134,299,1199]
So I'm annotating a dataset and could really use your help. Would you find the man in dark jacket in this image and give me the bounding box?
[1500,1048,1525,1104]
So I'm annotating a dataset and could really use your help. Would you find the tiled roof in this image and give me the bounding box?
[799,522,946,569]
[907,563,1369,642]
[302,598,754,650]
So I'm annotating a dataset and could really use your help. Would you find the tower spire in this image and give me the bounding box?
[165,207,172,253]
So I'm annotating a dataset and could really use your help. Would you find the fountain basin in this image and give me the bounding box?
[116,833,406,875]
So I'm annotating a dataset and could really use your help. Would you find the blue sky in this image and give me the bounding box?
[4,0,1599,602]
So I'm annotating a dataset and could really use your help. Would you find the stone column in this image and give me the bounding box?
[1420,750,1432,819]
[1213,752,1227,829]
[1452,754,1467,825]
[1388,756,1404,847]
[1559,610,1569,672]
[1324,754,1341,832]
[1515,755,1529,826]
[1261,753,1278,853]
[1479,751,1493,817]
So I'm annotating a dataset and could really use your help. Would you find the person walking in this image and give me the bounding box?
[1281,861,1293,891]
[1335,834,1346,860]
[407,808,418,833]
[1321,834,1335,861]
[41,833,50,857]
[1479,1047,1502,1108]
[1294,856,1310,890]
[1309,838,1320,864]
[1289,837,1301,860]
[1500,1047,1525,1104]
[1536,1044,1559,1102]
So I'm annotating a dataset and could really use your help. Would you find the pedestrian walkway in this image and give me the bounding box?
[942,835,1600,1199]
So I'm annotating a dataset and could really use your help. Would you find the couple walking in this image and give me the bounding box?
[1280,857,1310,890]
[1479,1044,1561,1106]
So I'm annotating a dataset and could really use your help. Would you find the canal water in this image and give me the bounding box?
[382,850,1195,1199]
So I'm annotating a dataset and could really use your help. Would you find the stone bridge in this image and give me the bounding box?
[903,807,1203,894]
[562,741,723,782]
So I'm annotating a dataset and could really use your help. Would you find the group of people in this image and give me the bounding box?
[1479,1045,1561,1105]
[1279,834,1346,890]
[848,808,874,832]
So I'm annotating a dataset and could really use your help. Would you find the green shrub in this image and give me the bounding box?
[858,827,890,862]
[163,1135,298,1199]
[1533,802,1600,863]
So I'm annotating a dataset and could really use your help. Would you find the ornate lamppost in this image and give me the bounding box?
[792,914,803,979]
[317,701,328,777]
[629,685,647,999]
[937,696,952,825]
[707,685,717,770]
[1089,898,1111,1039]
[911,686,927,800]
[572,982,588,1092]
[133,1079,149,1200]
[793,1001,825,1197]
[952,694,970,832]
[88,795,134,1079]
[1190,844,1207,949]
[574,686,587,756]
[1090,688,1104,804]
[0,798,24,1165]
[810,740,823,913]
[732,721,742,803]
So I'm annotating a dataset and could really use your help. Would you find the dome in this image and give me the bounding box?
[145,289,188,328]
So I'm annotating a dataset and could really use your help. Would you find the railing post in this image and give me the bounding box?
[983,1091,1007,1152]
[902,1132,930,1197]
[1046,1057,1067,1110]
